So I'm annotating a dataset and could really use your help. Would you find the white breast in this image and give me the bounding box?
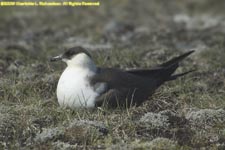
[57,67,99,108]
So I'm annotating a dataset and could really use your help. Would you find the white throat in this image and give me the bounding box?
[57,53,100,108]
[64,53,97,71]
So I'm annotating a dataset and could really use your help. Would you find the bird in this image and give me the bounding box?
[50,46,194,109]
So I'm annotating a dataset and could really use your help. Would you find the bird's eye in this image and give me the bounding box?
[65,50,76,57]
[69,51,74,55]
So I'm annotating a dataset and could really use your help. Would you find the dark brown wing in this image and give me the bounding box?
[90,68,164,108]
[90,68,161,89]
[95,88,152,108]
[126,50,195,80]
[91,50,195,108]
[126,66,176,79]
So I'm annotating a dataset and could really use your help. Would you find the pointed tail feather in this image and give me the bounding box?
[160,50,195,81]
[126,50,195,82]
[161,50,195,68]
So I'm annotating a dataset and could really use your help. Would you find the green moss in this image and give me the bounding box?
[1,0,225,149]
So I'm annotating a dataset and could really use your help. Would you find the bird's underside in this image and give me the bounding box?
[91,50,194,108]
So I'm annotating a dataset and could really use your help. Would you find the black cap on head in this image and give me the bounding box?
[50,46,92,62]
[62,46,92,59]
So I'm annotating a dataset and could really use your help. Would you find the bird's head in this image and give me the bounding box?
[50,47,95,69]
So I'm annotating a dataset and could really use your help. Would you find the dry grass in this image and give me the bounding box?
[1,0,225,149]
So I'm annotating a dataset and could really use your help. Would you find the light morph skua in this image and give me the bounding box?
[51,47,194,109]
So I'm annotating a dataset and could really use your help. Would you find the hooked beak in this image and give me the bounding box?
[50,55,63,62]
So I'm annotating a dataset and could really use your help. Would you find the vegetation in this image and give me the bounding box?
[0,0,225,149]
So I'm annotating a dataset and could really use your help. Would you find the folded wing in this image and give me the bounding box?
[91,50,194,107]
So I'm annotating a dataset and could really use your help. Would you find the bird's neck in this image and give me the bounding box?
[66,53,97,72]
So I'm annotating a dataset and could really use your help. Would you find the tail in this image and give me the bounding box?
[161,50,195,81]
[168,69,196,81]
[160,50,195,67]
[126,50,195,81]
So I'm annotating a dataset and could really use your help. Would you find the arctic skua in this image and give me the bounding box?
[50,47,194,109]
